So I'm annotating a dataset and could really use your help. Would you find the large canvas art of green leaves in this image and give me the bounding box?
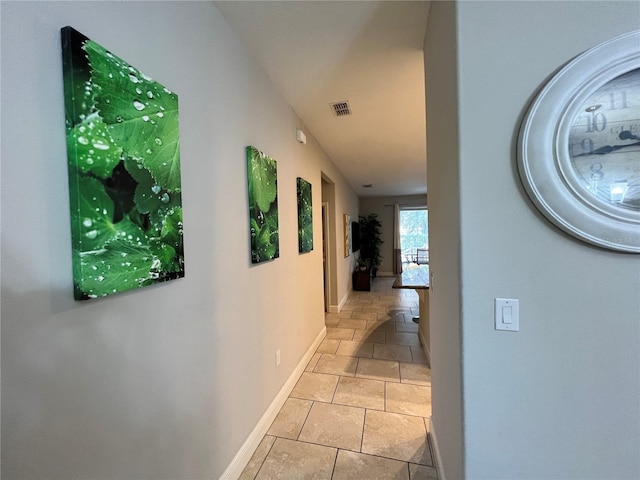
[297,177,313,253]
[247,146,279,263]
[61,27,184,300]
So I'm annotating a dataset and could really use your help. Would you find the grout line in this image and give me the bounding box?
[330,448,339,479]
[360,409,368,453]
[296,401,315,441]
[383,381,387,413]
[330,373,340,404]
[251,435,278,480]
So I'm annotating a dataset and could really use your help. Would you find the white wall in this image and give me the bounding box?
[0,2,358,478]
[423,2,464,478]
[427,1,640,478]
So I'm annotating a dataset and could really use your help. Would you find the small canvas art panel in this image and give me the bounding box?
[344,214,352,257]
[61,27,185,300]
[247,146,279,263]
[296,177,313,253]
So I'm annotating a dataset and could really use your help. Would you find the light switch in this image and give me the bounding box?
[502,306,513,324]
[495,298,519,331]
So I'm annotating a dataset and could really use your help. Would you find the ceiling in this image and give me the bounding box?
[214,1,431,197]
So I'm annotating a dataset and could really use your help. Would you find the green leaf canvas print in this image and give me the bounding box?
[61,26,185,300]
[247,146,279,263]
[296,177,313,253]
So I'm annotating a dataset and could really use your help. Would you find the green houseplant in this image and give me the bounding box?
[359,213,383,278]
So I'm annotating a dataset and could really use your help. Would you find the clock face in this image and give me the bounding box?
[568,69,640,210]
[517,30,640,252]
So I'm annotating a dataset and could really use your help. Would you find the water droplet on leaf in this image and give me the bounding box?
[133,100,145,111]
[92,140,109,150]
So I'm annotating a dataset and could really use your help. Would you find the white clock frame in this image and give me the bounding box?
[518,30,640,253]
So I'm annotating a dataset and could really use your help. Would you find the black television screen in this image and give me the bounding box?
[352,221,360,252]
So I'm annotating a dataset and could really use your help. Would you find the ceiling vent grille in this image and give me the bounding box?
[330,101,352,117]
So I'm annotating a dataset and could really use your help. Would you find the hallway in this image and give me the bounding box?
[240,278,437,479]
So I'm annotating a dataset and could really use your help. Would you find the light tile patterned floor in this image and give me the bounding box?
[240,277,438,480]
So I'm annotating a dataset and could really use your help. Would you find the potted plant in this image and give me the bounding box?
[352,258,370,291]
[359,213,383,278]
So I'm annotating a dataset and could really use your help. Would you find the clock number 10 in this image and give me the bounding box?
[586,112,607,133]
[584,90,629,132]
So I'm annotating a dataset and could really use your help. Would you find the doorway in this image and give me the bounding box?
[322,202,330,312]
[321,175,337,312]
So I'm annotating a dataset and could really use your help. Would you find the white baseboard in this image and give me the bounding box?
[337,290,349,312]
[338,294,348,311]
[429,417,445,480]
[219,326,327,479]
[418,326,431,367]
[328,291,350,313]
[376,270,395,277]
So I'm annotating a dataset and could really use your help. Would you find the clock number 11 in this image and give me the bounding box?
[608,90,629,110]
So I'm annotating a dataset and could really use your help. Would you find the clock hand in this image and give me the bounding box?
[619,130,640,141]
[574,140,640,156]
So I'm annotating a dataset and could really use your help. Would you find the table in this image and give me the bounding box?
[393,265,430,365]
[403,253,417,264]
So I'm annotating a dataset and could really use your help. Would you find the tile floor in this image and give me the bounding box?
[240,277,437,480]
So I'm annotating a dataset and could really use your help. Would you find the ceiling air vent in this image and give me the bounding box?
[330,101,352,117]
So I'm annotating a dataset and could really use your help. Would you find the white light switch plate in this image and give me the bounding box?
[495,298,519,331]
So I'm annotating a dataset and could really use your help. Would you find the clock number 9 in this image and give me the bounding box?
[569,138,594,157]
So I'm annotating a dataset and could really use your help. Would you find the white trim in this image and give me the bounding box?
[376,270,395,277]
[418,325,431,367]
[328,282,351,313]
[219,326,327,479]
[337,290,350,312]
[322,202,331,312]
[430,417,446,480]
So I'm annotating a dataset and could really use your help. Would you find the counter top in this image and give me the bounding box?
[392,265,429,290]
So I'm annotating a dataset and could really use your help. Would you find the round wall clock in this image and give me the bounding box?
[518,30,640,253]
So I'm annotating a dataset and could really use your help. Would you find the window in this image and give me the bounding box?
[400,208,428,264]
